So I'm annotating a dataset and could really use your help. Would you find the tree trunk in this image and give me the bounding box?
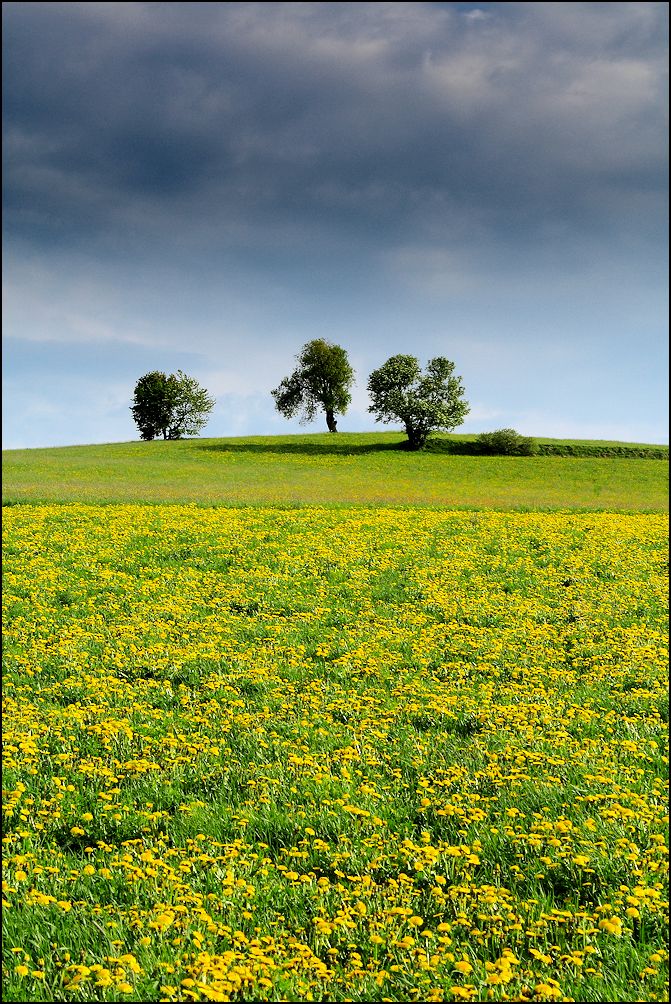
[325,409,338,433]
[405,423,423,450]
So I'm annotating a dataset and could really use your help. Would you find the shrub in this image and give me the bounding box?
[477,428,536,455]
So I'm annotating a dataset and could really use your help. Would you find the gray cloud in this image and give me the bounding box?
[4,1,667,258]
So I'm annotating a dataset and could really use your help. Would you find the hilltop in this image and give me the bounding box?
[2,432,667,510]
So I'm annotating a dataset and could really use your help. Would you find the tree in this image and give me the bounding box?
[271,339,354,433]
[166,370,216,439]
[131,370,215,441]
[367,355,469,450]
[131,371,175,441]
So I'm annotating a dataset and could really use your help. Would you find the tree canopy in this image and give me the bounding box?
[131,370,215,441]
[272,339,354,433]
[367,355,469,449]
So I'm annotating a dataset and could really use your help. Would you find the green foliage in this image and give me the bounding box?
[130,371,175,441]
[165,370,216,440]
[131,370,214,441]
[477,428,536,455]
[535,442,669,458]
[424,436,668,459]
[367,355,469,449]
[271,339,354,432]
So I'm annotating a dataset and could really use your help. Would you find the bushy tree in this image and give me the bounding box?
[166,370,216,439]
[131,371,175,441]
[367,355,469,450]
[131,370,215,441]
[476,428,535,455]
[272,339,354,433]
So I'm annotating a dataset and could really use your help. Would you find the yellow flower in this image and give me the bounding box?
[449,987,476,1000]
[534,984,563,999]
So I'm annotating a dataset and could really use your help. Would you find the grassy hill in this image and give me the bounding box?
[2,431,668,510]
[3,439,668,1002]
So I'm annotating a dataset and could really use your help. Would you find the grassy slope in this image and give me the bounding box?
[2,432,668,510]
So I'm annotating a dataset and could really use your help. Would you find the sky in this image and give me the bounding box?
[3,1,668,449]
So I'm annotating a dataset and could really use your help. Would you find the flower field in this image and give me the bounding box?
[2,505,668,1002]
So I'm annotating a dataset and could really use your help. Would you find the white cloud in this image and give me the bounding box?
[461,403,504,427]
[3,258,163,347]
[463,9,490,23]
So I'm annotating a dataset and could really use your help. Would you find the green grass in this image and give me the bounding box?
[2,432,668,1001]
[2,432,668,510]
[2,506,668,1002]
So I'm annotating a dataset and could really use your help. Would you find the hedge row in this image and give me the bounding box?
[534,444,668,459]
[433,442,668,459]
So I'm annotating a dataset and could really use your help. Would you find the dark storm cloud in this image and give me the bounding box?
[3,1,667,258]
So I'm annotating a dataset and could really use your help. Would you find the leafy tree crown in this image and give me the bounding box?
[272,339,354,432]
[131,370,215,441]
[367,354,469,449]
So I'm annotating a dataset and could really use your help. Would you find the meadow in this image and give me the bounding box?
[2,501,668,1003]
[2,433,668,510]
